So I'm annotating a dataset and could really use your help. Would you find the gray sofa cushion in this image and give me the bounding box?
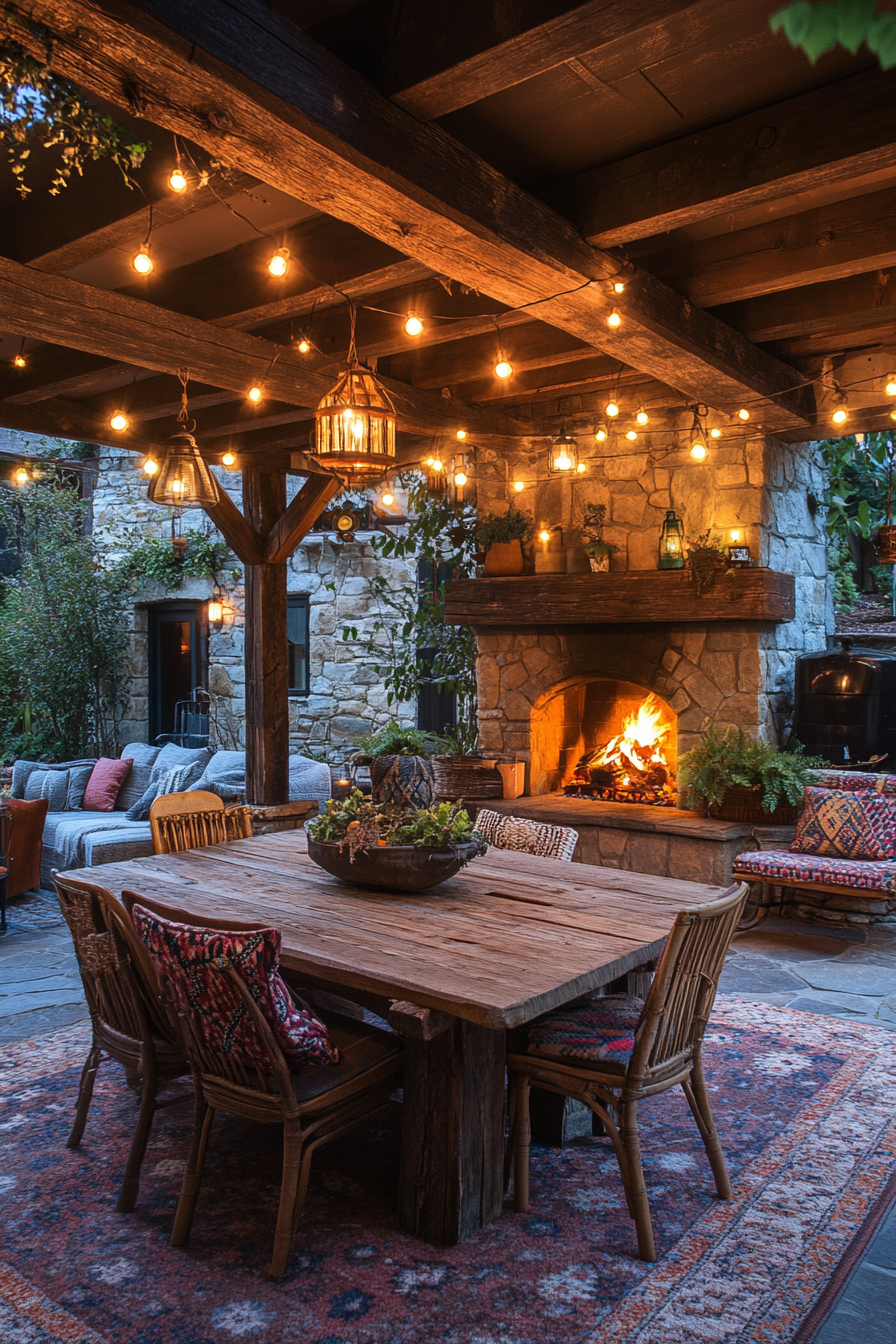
[289,756,332,809]
[188,749,246,802]
[22,760,98,811]
[40,810,127,888]
[83,825,153,868]
[14,758,96,803]
[124,743,213,822]
[115,742,163,812]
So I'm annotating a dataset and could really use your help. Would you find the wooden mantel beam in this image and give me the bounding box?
[0,0,812,429]
[0,255,529,443]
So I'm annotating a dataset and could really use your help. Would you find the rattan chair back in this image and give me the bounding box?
[55,873,150,1044]
[149,790,252,855]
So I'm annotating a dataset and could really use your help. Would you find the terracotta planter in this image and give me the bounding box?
[432,756,503,802]
[484,540,524,577]
[707,784,801,825]
[874,524,896,564]
[307,837,484,891]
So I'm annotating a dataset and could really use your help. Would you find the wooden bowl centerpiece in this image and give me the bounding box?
[306,790,486,892]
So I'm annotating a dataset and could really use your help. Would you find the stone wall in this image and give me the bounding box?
[90,450,415,759]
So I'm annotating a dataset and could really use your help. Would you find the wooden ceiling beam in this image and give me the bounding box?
[264,472,344,563]
[381,0,718,121]
[0,255,530,442]
[639,185,896,309]
[712,269,896,347]
[549,68,896,247]
[0,392,158,452]
[0,0,812,430]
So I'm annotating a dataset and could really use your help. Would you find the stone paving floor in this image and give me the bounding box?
[0,893,893,1336]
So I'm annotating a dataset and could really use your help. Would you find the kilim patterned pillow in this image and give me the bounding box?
[806,769,896,796]
[132,905,339,1074]
[525,994,644,1065]
[791,787,896,861]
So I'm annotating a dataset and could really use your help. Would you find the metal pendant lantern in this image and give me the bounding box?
[548,429,579,475]
[315,307,396,477]
[147,430,221,507]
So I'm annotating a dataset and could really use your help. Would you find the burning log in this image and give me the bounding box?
[561,694,677,806]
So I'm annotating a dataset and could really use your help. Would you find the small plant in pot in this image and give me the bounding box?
[679,726,827,823]
[351,722,437,809]
[306,789,487,891]
[580,502,617,573]
[686,530,731,595]
[476,508,535,577]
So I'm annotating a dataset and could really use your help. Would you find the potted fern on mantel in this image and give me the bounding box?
[476,508,535,577]
[679,727,827,824]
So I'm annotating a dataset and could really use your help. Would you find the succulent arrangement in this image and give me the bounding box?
[307,789,485,860]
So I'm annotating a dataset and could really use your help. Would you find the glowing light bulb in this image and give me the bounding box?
[14,466,29,486]
[297,338,311,354]
[595,425,608,442]
[613,280,625,294]
[607,308,622,328]
[891,409,896,422]
[454,471,468,486]
[605,400,619,418]
[625,430,637,441]
[539,530,551,543]
[267,247,290,277]
[142,458,159,476]
[109,411,128,432]
[456,429,467,441]
[636,409,649,425]
[168,167,187,192]
[248,385,263,403]
[514,480,525,492]
[171,478,185,495]
[729,529,742,544]
[13,354,26,368]
[423,456,435,467]
[886,373,896,396]
[690,442,707,461]
[554,452,572,470]
[133,244,153,274]
[495,358,513,379]
[431,458,444,472]
[381,490,395,507]
[576,462,586,473]
[710,427,721,439]
[222,450,236,467]
[405,312,423,336]
[832,406,848,425]
[738,408,750,421]
[207,598,223,624]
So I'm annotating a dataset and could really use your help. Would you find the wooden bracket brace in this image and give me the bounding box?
[388,1000,456,1041]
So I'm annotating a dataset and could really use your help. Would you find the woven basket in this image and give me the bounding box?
[432,756,503,801]
[708,784,801,825]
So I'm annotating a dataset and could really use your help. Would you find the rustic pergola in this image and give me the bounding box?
[1,0,894,805]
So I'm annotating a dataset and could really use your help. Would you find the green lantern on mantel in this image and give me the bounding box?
[658,509,685,569]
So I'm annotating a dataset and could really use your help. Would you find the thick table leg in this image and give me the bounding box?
[398,1017,505,1245]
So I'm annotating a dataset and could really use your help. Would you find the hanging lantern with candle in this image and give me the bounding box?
[207,584,226,627]
[658,509,686,570]
[315,306,396,479]
[548,429,579,475]
[147,368,220,509]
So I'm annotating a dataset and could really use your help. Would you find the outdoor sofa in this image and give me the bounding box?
[9,743,332,890]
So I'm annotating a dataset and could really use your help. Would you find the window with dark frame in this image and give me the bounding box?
[287,594,310,696]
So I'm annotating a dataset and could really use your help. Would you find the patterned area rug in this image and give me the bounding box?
[0,1001,894,1344]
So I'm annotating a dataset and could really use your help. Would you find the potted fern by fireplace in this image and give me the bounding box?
[680,727,826,823]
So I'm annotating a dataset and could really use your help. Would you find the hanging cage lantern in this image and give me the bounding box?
[315,312,396,477]
[147,369,220,508]
[548,429,579,475]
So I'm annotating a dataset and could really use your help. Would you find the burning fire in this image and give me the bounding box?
[564,694,676,806]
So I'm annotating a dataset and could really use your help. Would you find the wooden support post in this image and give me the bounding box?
[242,466,288,806]
[398,1016,505,1245]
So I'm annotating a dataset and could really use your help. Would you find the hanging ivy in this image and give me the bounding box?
[0,10,150,197]
[115,530,236,592]
[770,0,896,68]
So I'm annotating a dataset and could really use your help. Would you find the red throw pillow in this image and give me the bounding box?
[131,904,339,1074]
[82,757,132,811]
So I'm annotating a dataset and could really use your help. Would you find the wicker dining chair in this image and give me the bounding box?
[475,807,578,861]
[52,873,190,1212]
[505,882,749,1262]
[124,889,404,1279]
[149,790,252,855]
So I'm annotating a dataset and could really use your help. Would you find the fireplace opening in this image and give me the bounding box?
[529,678,678,806]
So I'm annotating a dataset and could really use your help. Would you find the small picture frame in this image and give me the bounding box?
[727,545,752,566]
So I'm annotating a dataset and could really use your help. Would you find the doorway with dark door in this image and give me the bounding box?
[148,603,207,744]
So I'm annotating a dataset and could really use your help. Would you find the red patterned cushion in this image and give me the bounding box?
[734,848,896,893]
[807,770,896,796]
[131,905,338,1074]
[792,787,896,861]
[524,994,644,1066]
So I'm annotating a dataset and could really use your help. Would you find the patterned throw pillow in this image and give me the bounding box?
[525,994,644,1065]
[474,808,578,861]
[131,905,339,1074]
[791,787,896,861]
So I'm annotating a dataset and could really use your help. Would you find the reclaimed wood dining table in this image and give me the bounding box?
[66,829,732,1246]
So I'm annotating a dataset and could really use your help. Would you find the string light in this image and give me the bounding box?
[109,411,129,432]
[133,244,153,274]
[221,450,237,467]
[576,462,586,473]
[625,430,638,441]
[636,406,649,425]
[495,355,513,379]
[454,469,468,486]
[690,442,707,461]
[297,337,311,354]
[13,466,29,486]
[168,166,187,192]
[248,385,263,403]
[737,408,750,421]
[613,280,625,294]
[538,529,551,543]
[514,480,525,492]
[886,373,896,396]
[605,400,619,417]
[405,312,423,336]
[595,424,608,442]
[431,457,444,472]
[607,309,622,329]
[455,429,467,441]
[831,394,848,425]
[142,457,159,476]
[381,489,396,506]
[267,247,290,277]
[13,353,26,369]
[710,427,721,439]
[891,409,896,422]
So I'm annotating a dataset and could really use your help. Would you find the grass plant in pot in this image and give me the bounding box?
[306,790,486,891]
[432,720,503,803]
[580,502,617,573]
[351,723,436,809]
[680,726,827,824]
[477,507,535,577]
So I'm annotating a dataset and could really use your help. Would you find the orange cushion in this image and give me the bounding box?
[83,758,132,811]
